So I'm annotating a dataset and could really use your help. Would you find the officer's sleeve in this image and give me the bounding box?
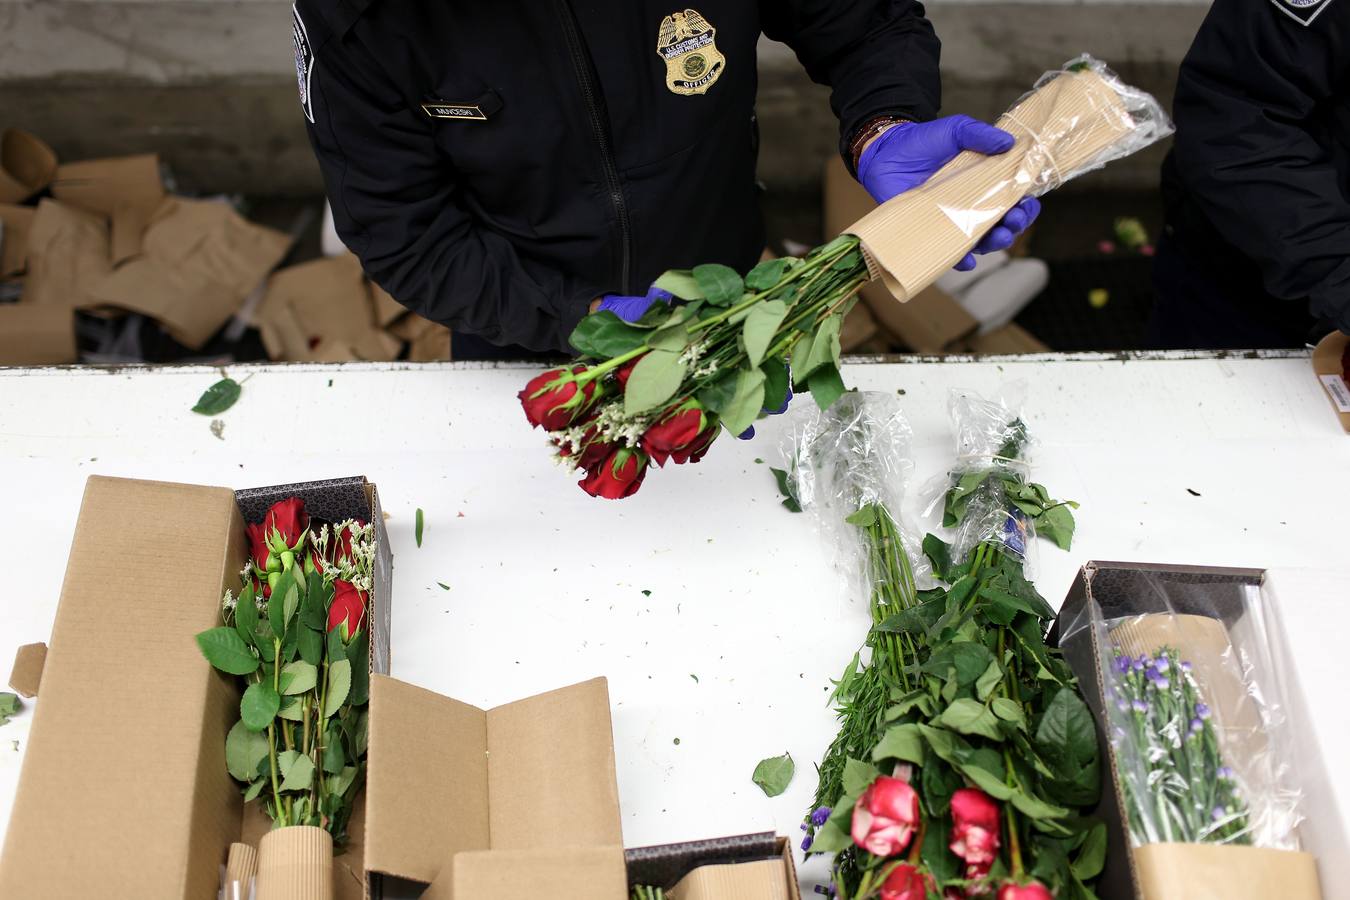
[1172,0,1350,330]
[303,39,598,353]
[760,0,941,170]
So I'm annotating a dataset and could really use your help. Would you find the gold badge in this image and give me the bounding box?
[656,9,726,96]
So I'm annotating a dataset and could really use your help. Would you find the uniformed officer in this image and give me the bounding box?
[293,2,1038,359]
[1150,0,1350,348]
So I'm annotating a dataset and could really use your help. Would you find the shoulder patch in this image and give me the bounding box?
[1269,0,1336,26]
[293,4,315,122]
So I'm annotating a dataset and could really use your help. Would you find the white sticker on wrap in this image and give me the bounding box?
[1320,374,1350,413]
[293,4,315,123]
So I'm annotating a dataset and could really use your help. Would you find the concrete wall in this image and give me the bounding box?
[0,0,1207,196]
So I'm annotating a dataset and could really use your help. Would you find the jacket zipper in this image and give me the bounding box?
[554,0,633,294]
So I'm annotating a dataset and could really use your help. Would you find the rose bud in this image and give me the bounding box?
[578,447,649,500]
[880,863,932,900]
[261,497,308,557]
[328,579,368,643]
[851,775,920,857]
[669,422,719,465]
[950,788,1002,870]
[997,882,1053,900]
[641,399,708,467]
[519,365,597,432]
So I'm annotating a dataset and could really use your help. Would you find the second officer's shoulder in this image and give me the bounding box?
[1260,0,1346,29]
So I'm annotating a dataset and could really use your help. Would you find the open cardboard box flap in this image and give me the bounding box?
[50,154,165,263]
[1311,331,1350,432]
[366,674,623,891]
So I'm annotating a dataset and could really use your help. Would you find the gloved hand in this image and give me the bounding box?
[856,115,1041,271]
[597,286,674,322]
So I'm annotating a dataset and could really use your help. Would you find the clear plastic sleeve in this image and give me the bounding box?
[1061,569,1305,851]
[923,386,1041,568]
[782,391,926,590]
[849,54,1175,303]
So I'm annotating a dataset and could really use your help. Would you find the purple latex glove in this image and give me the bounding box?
[597,286,674,322]
[856,115,1041,271]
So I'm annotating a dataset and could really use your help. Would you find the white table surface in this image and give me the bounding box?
[0,352,1345,889]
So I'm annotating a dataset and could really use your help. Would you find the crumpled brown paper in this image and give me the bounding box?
[87,197,291,349]
[0,204,34,278]
[51,154,165,264]
[256,253,401,362]
[0,129,57,204]
[20,199,112,308]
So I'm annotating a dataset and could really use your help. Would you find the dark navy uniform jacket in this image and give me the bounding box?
[291,1,940,351]
[1159,0,1350,344]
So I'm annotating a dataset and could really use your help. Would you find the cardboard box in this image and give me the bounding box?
[0,475,392,899]
[0,303,77,365]
[1311,331,1350,433]
[961,322,1050,355]
[0,128,57,204]
[1052,563,1328,900]
[823,156,978,352]
[1,475,800,900]
[50,154,166,263]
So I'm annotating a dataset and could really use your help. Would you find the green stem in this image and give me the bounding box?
[1003,749,1024,876]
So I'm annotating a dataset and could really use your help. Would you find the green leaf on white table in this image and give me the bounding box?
[751,752,795,797]
[741,300,788,368]
[692,264,744,307]
[196,627,259,676]
[437,582,451,591]
[225,719,269,782]
[744,257,794,292]
[192,378,242,415]
[324,659,352,718]
[0,692,20,726]
[415,508,425,548]
[719,367,767,436]
[624,348,688,415]
[652,269,703,301]
[241,682,281,732]
[769,466,802,513]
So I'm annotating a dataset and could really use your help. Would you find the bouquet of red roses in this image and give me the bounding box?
[195,497,374,898]
[519,236,870,498]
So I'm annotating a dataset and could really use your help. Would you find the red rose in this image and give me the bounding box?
[328,579,368,642]
[997,883,1053,900]
[880,863,932,900]
[262,497,307,549]
[578,447,649,499]
[669,423,719,465]
[851,775,920,858]
[641,400,708,467]
[519,365,597,432]
[246,522,273,573]
[950,788,1002,872]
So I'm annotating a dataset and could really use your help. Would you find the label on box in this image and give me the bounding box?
[1320,374,1350,413]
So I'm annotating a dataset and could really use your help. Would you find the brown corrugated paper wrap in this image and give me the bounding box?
[848,61,1166,303]
[256,825,334,900]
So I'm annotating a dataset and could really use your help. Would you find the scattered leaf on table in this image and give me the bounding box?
[0,692,20,726]
[437,582,451,591]
[752,752,795,797]
[641,589,652,597]
[415,508,425,547]
[769,467,802,513]
[192,378,242,415]
[690,674,699,683]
